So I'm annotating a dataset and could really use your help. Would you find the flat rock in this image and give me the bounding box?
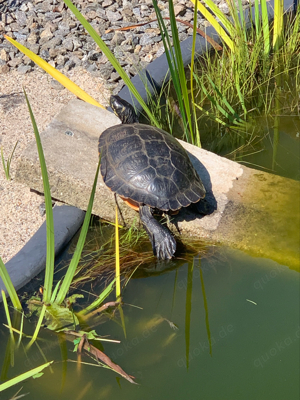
[15,100,300,271]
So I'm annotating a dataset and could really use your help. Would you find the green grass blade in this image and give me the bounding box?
[237,0,247,43]
[26,304,47,349]
[235,79,247,116]
[1,147,8,179]
[17,312,24,347]
[273,0,284,51]
[0,361,53,392]
[23,90,55,304]
[206,75,245,123]
[199,267,212,355]
[0,258,22,311]
[62,0,159,128]
[261,0,270,56]
[153,0,189,139]
[194,103,229,126]
[190,0,235,51]
[0,142,18,181]
[203,0,236,37]
[199,80,238,124]
[190,0,201,147]
[55,159,101,305]
[78,279,116,316]
[168,0,194,143]
[118,304,127,339]
[50,280,61,303]
[185,261,193,370]
[1,291,15,343]
[254,0,260,40]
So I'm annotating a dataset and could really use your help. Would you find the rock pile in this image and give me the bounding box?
[0,0,236,92]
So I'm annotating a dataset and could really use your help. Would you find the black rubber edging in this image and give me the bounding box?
[0,0,297,301]
[0,205,85,301]
[117,0,297,112]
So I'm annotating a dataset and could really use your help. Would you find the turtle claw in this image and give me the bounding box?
[140,205,177,260]
[154,233,177,260]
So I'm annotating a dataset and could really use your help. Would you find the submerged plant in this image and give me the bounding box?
[0,361,53,393]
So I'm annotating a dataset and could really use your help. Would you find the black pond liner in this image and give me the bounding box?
[0,0,298,300]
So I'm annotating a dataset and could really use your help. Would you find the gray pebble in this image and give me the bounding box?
[51,79,65,90]
[1,0,252,91]
[17,64,32,74]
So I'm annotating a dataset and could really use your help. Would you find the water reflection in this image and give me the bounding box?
[1,247,299,399]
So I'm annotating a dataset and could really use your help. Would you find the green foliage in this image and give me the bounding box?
[190,3,300,158]
[0,141,18,181]
[0,361,53,392]
[0,261,22,311]
[54,159,101,305]
[24,90,55,304]
[153,0,194,143]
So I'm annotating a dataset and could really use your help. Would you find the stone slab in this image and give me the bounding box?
[15,100,300,271]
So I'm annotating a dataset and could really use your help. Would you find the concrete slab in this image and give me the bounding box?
[15,99,300,271]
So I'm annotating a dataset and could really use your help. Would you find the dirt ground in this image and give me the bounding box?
[0,68,110,263]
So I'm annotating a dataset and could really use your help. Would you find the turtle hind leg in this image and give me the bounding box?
[139,205,176,260]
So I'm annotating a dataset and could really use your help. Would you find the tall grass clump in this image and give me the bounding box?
[186,0,300,159]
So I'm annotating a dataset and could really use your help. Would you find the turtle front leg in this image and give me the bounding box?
[139,205,176,260]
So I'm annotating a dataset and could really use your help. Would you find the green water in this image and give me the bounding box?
[1,247,299,399]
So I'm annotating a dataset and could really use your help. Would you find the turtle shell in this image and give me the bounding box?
[98,123,205,211]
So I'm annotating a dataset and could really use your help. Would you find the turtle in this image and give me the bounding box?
[98,95,208,260]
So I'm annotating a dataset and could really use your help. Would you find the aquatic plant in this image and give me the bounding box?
[0,360,53,393]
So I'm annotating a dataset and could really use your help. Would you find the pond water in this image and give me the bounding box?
[0,245,299,399]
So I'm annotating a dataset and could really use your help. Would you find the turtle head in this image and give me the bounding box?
[110,95,139,124]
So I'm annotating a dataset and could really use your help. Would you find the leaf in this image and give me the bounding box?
[55,158,101,305]
[4,35,104,109]
[78,279,116,316]
[0,361,53,391]
[32,372,44,379]
[66,294,84,305]
[73,335,136,384]
[190,0,235,51]
[62,0,159,127]
[23,89,55,304]
[0,259,22,311]
[43,304,79,331]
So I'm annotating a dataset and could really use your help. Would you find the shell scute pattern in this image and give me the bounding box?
[108,135,143,165]
[99,122,205,211]
[155,162,175,177]
[138,126,166,142]
[144,140,170,158]
[175,192,191,208]
[118,153,149,181]
[129,166,157,190]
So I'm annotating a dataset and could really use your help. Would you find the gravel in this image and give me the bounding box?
[0,0,253,94]
[0,68,110,263]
